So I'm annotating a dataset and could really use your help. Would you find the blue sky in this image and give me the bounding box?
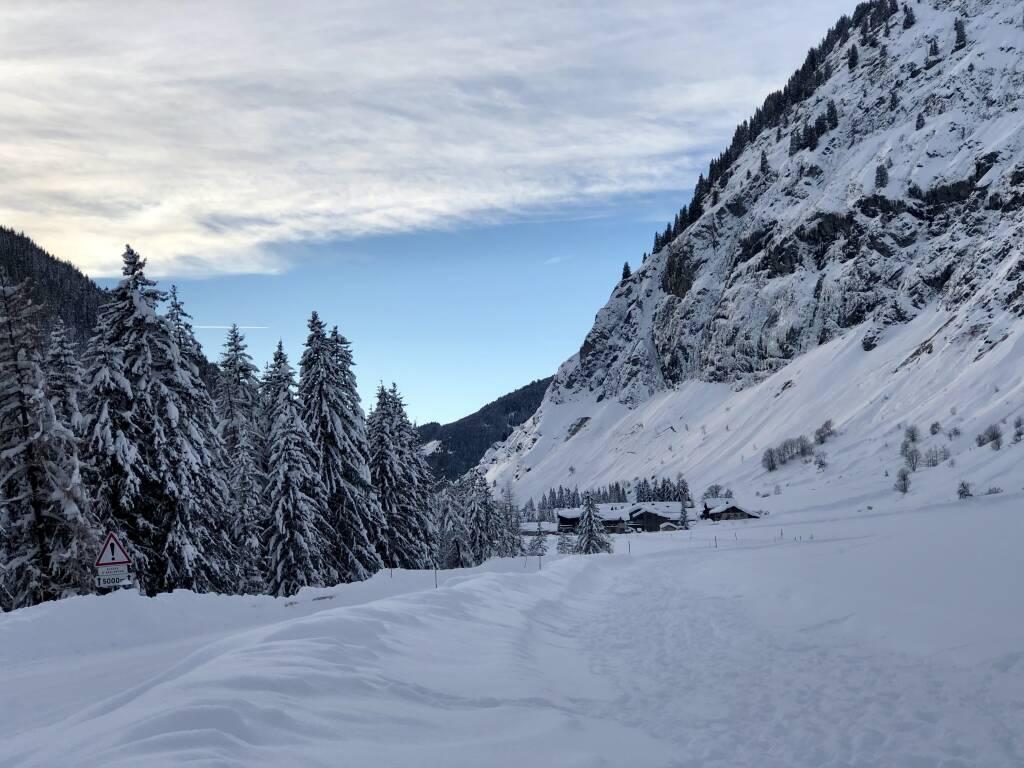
[124,187,687,424]
[6,0,855,423]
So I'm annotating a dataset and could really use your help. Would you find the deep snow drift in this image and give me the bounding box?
[2,487,1022,767]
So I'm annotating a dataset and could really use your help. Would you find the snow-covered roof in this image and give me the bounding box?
[557,503,632,521]
[627,502,682,517]
[703,497,741,511]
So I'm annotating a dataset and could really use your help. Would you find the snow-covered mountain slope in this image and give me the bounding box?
[2,494,1022,767]
[484,0,1024,503]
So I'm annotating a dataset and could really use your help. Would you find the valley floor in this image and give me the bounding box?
[1,495,1022,767]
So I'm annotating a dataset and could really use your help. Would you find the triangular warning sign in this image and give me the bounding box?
[95,532,132,567]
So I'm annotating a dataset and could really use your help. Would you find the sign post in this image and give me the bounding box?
[95,531,133,589]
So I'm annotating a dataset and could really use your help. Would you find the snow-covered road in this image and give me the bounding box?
[2,502,1023,767]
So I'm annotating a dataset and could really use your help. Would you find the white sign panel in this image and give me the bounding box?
[95,532,133,589]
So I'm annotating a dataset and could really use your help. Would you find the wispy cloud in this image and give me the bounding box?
[0,0,853,277]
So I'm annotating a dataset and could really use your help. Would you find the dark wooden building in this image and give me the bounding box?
[701,498,759,522]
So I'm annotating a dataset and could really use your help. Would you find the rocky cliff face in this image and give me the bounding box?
[552,0,1023,407]
[483,0,1024,499]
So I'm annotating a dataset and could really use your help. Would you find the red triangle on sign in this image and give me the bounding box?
[95,532,132,567]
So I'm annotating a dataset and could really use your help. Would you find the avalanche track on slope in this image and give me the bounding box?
[2,494,1022,767]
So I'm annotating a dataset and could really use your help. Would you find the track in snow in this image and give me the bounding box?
[2,512,1021,768]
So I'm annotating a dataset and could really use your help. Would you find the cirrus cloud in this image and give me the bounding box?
[0,0,853,276]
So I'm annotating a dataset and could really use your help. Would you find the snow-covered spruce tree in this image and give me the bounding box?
[574,493,612,555]
[367,383,433,569]
[496,483,522,557]
[0,271,99,609]
[526,519,548,557]
[556,530,575,555]
[464,471,500,564]
[263,342,332,597]
[43,318,85,433]
[434,479,474,569]
[298,313,382,582]
[216,324,266,594]
[82,248,233,596]
[331,327,389,562]
[162,285,237,594]
[680,500,690,531]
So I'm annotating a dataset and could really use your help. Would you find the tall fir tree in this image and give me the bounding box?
[82,247,232,596]
[264,342,333,596]
[464,471,499,565]
[298,313,382,582]
[217,324,265,594]
[43,318,85,433]
[574,493,612,555]
[367,384,433,569]
[526,520,548,557]
[0,271,99,609]
[434,480,474,569]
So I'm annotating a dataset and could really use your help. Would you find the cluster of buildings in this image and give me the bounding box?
[549,498,758,535]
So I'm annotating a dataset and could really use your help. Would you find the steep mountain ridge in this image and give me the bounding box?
[0,227,107,343]
[418,377,552,479]
[484,0,1024,503]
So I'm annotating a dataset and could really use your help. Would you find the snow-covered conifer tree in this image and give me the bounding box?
[264,342,332,596]
[556,530,575,555]
[217,324,265,594]
[574,493,612,555]
[434,480,474,569]
[299,313,382,581]
[43,318,84,433]
[0,271,99,609]
[464,471,499,564]
[82,247,232,595]
[526,520,548,557]
[367,384,433,569]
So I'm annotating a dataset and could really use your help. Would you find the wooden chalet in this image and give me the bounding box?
[556,504,630,534]
[701,498,759,522]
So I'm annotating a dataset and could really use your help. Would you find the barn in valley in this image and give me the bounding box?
[701,498,759,522]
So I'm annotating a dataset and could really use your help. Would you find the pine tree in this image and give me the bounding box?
[902,3,915,29]
[759,150,771,176]
[875,164,889,188]
[0,270,99,609]
[82,248,232,596]
[621,262,631,280]
[299,313,381,581]
[953,18,966,51]
[434,480,473,569]
[574,493,611,555]
[680,500,690,531]
[367,384,433,569]
[161,285,236,595]
[464,471,498,564]
[847,44,859,71]
[526,520,548,557]
[264,342,332,596]
[556,530,575,555]
[43,318,84,433]
[496,483,522,557]
[217,325,265,594]
[826,100,839,130]
[916,112,926,130]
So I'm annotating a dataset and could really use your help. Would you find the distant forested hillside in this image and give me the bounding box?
[0,227,106,343]
[418,377,552,480]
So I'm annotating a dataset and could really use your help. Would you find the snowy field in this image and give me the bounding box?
[2,490,1022,767]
